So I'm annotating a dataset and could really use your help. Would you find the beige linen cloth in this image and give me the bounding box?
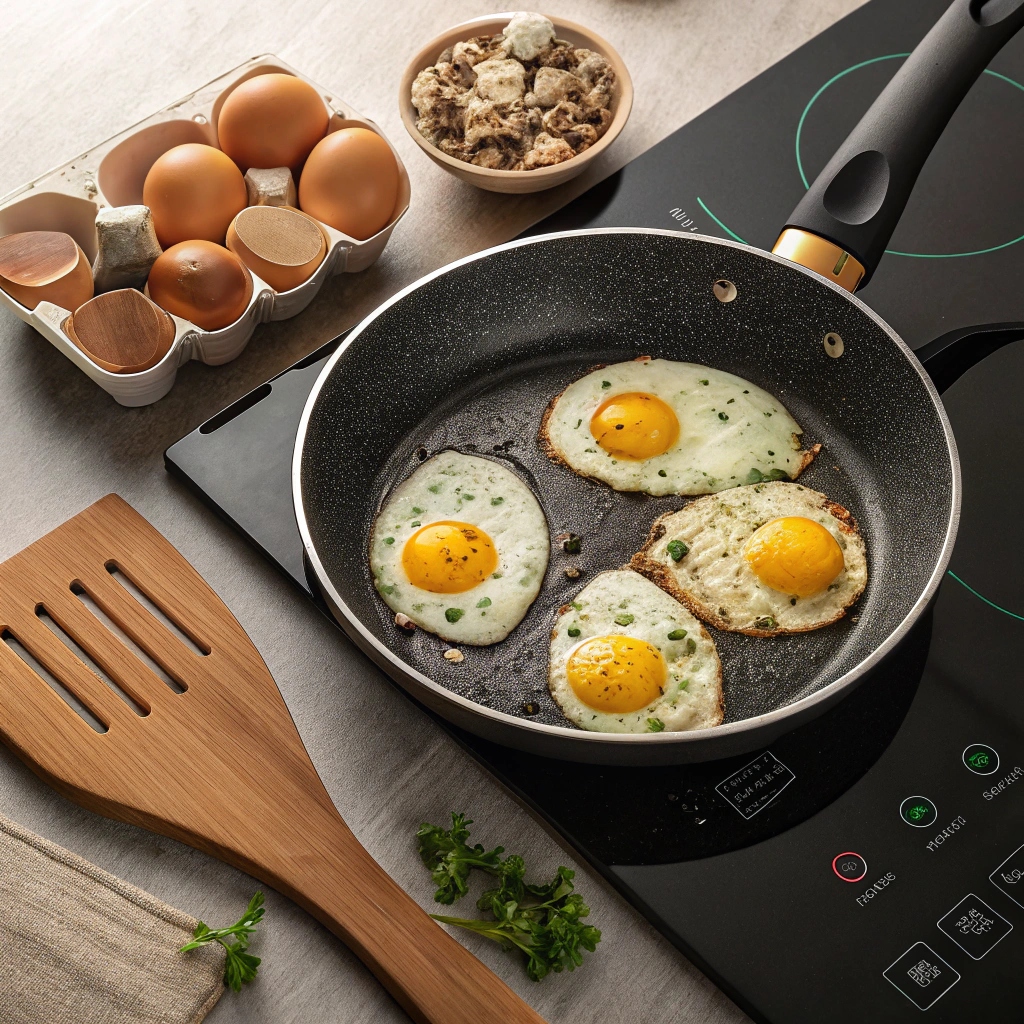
[0,812,224,1024]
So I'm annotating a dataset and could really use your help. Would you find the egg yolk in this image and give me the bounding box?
[401,521,498,593]
[566,635,667,714]
[743,516,844,597]
[590,392,680,460]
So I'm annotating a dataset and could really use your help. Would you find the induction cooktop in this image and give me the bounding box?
[166,0,1024,1019]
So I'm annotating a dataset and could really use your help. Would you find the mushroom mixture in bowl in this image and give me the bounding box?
[411,12,617,171]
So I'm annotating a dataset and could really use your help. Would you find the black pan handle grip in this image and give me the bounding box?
[917,322,1024,393]
[779,0,1024,288]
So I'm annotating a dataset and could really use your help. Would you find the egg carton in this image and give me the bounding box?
[0,54,411,407]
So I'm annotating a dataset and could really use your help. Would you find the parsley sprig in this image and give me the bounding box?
[417,813,601,981]
[416,812,504,904]
[180,891,265,992]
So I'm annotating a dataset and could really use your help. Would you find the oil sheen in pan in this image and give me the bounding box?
[364,351,880,729]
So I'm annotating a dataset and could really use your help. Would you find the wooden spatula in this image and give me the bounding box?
[0,495,545,1024]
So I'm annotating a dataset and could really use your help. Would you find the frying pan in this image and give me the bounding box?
[294,0,1024,765]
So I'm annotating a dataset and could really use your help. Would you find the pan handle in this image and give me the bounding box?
[918,322,1024,393]
[774,0,1024,291]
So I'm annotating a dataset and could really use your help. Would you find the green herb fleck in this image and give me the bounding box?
[571,601,582,611]
[463,493,475,501]
[647,718,666,733]
[575,419,582,428]
[743,389,749,394]
[560,533,582,555]
[666,540,688,561]
[384,537,395,545]
[420,814,602,982]
[727,398,735,404]
[412,506,423,514]
[428,484,442,493]
[445,608,465,623]
[180,892,265,993]
[491,496,504,506]
[614,613,634,626]
[685,638,696,655]
[658,469,667,477]
[411,521,421,527]
[667,628,688,641]
[601,380,611,388]
[492,572,503,579]
[767,450,774,456]
[567,626,581,638]
[381,584,396,595]
[678,679,690,691]
[754,616,777,630]
[718,412,729,421]
[477,597,492,608]
[699,379,709,386]
[745,468,765,484]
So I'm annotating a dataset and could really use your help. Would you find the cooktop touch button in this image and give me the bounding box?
[937,893,1012,959]
[990,842,1024,908]
[883,943,960,1011]
[832,852,867,883]
[900,795,938,828]
[963,743,1000,775]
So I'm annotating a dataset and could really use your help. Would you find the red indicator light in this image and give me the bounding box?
[832,852,867,883]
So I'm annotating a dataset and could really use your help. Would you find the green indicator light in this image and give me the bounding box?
[900,795,937,828]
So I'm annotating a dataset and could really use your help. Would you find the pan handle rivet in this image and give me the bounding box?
[824,332,844,358]
[713,279,737,303]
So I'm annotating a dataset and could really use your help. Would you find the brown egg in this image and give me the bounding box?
[0,231,93,311]
[218,73,329,171]
[147,240,252,331]
[298,128,400,240]
[143,144,247,247]
[226,206,327,292]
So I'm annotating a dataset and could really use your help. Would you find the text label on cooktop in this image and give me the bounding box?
[716,751,795,819]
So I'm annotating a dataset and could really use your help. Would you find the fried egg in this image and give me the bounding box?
[540,357,818,496]
[548,569,723,733]
[632,481,867,635]
[370,451,549,644]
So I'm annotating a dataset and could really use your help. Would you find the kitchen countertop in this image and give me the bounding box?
[0,2,863,1021]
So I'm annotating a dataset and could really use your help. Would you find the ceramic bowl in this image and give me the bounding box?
[399,14,632,194]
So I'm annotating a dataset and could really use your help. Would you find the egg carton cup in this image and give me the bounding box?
[0,54,411,406]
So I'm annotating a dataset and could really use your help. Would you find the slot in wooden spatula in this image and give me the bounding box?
[0,494,545,1024]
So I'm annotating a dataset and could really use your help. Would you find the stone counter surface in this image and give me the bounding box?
[0,2,861,1020]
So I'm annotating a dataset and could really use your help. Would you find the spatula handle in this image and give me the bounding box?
[257,818,547,1024]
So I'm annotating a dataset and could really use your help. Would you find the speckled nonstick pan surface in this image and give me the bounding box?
[294,230,957,764]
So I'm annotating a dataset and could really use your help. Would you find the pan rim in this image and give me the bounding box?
[293,227,961,750]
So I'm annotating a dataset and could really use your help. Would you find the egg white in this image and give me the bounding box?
[540,357,817,496]
[632,481,868,635]
[548,569,723,733]
[370,451,549,644]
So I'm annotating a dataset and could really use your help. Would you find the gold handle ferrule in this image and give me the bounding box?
[772,229,866,293]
